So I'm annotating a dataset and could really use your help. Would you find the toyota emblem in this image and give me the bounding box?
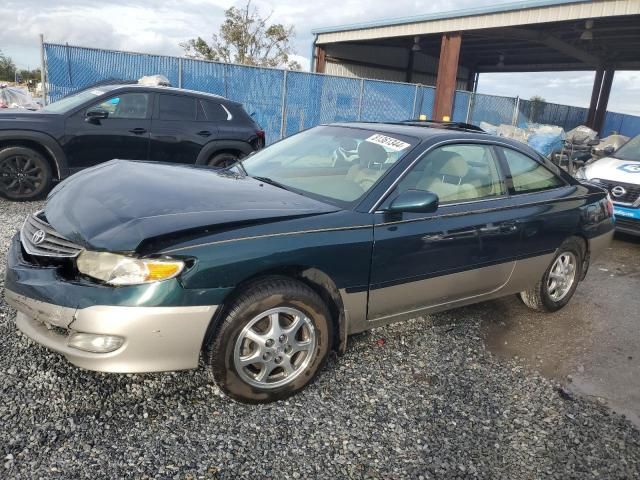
[611,186,626,198]
[31,230,46,245]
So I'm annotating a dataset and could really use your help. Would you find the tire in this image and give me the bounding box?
[207,152,239,168]
[519,237,586,312]
[207,276,332,403]
[0,146,52,201]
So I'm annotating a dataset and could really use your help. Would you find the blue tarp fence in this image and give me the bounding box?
[44,43,640,144]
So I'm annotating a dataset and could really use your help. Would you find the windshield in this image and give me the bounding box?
[42,88,109,113]
[239,125,418,207]
[613,134,640,161]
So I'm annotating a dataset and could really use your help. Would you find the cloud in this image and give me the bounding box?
[1,0,639,116]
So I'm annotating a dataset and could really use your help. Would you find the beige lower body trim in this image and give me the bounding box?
[363,253,554,329]
[588,229,614,262]
[5,290,216,373]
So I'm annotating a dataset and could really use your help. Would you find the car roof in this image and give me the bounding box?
[330,121,544,158]
[97,84,237,105]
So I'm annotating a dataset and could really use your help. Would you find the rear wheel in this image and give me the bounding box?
[207,277,332,403]
[207,152,239,168]
[0,146,52,201]
[519,237,585,312]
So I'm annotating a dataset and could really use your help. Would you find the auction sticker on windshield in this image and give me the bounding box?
[366,134,411,151]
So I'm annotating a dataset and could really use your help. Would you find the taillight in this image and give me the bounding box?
[256,130,265,148]
[605,194,614,217]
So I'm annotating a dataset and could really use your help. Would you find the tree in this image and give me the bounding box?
[181,1,301,70]
[0,50,17,82]
[529,95,546,123]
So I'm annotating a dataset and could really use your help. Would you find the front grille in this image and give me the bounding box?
[615,217,640,233]
[591,179,640,205]
[20,211,83,258]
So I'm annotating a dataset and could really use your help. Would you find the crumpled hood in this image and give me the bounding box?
[45,160,339,252]
[584,156,640,184]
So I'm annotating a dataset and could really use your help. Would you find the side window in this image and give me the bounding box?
[200,100,229,122]
[501,148,564,193]
[158,94,196,121]
[91,93,149,119]
[392,144,505,205]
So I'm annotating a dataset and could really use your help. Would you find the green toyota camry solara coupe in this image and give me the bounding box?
[4,121,614,402]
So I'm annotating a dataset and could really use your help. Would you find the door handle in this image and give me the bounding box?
[129,128,147,135]
[197,130,212,137]
[500,221,519,233]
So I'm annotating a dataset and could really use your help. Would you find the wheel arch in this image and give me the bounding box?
[195,140,254,166]
[0,130,68,180]
[203,265,348,356]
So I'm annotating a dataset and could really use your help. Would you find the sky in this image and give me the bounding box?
[1,0,638,115]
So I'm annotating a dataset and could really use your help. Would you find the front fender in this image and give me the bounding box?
[0,130,68,179]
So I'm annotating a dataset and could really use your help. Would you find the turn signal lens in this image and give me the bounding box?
[77,251,185,286]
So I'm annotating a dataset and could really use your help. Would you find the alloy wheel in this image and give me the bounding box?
[233,307,316,389]
[0,155,44,197]
[547,252,577,302]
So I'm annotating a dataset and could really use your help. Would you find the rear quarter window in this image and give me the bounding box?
[199,100,229,122]
[500,147,564,193]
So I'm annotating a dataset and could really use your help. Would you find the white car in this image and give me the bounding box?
[575,134,640,236]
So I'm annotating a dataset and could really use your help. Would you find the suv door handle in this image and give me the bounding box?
[129,128,147,135]
[197,130,212,137]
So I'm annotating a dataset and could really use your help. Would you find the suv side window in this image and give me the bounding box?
[91,93,150,119]
[158,94,196,121]
[199,100,229,122]
[391,144,505,205]
[500,148,564,193]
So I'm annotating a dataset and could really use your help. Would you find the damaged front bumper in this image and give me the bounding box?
[4,234,220,373]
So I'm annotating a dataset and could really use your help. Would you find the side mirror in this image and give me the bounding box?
[388,190,439,213]
[85,108,109,123]
[603,145,615,155]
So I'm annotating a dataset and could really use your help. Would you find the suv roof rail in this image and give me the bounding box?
[397,120,486,133]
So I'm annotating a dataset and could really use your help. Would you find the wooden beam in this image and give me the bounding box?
[315,46,326,73]
[433,32,462,121]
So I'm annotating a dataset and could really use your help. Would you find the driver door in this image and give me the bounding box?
[63,92,152,171]
[368,143,521,322]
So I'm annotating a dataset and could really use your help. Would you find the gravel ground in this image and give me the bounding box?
[1,198,639,479]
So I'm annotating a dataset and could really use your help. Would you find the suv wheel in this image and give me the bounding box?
[208,152,239,168]
[0,146,52,201]
[207,277,331,403]
[519,237,585,312]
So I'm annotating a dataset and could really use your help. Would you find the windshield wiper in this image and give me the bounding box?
[252,176,291,191]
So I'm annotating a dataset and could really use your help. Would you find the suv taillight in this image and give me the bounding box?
[255,130,265,148]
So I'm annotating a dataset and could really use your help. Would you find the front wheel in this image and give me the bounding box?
[207,277,332,403]
[0,146,52,201]
[207,152,239,168]
[519,237,585,312]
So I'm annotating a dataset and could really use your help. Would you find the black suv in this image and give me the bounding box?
[0,85,265,200]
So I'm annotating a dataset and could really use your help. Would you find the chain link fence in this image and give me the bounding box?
[44,43,640,143]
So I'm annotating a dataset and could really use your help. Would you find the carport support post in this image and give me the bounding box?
[587,68,604,128]
[593,69,615,134]
[433,32,462,121]
[39,33,47,105]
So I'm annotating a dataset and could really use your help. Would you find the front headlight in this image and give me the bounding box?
[76,251,184,286]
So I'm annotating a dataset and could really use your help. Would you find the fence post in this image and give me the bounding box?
[465,92,474,123]
[512,96,520,126]
[39,34,47,105]
[280,69,288,139]
[412,84,419,119]
[178,57,183,88]
[357,78,364,120]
